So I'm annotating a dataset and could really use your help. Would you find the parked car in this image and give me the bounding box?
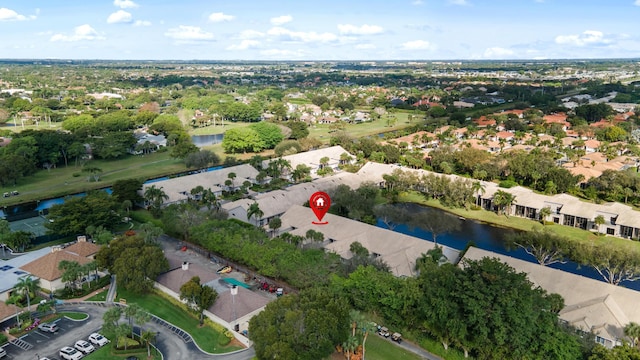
[216,265,232,274]
[88,332,110,346]
[74,340,95,354]
[38,322,59,333]
[378,326,390,337]
[60,346,83,360]
[391,332,402,343]
[0,347,6,358]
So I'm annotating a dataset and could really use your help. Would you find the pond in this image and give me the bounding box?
[380,203,638,290]
[191,134,224,147]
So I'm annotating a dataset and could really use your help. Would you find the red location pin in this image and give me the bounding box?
[309,191,331,225]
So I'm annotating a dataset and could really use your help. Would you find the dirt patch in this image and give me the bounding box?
[228,337,245,349]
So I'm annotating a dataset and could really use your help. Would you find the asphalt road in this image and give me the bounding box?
[3,304,255,360]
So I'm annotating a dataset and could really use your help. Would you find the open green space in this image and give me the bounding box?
[115,288,242,354]
[364,335,425,360]
[1,151,185,206]
[190,121,252,135]
[86,289,109,302]
[400,191,640,253]
[84,341,162,360]
[308,113,418,143]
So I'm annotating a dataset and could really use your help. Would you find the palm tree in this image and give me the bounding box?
[539,207,552,224]
[471,181,485,206]
[268,217,282,237]
[227,172,237,191]
[6,294,23,326]
[492,190,516,217]
[140,330,157,357]
[15,275,40,311]
[594,215,605,234]
[625,322,640,347]
[247,202,264,226]
[144,185,169,216]
[319,156,330,170]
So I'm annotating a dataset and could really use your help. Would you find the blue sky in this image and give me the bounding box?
[1,0,639,60]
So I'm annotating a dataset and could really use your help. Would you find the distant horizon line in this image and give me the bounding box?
[0,57,639,63]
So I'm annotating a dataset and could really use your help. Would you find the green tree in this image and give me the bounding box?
[222,127,265,153]
[144,185,169,217]
[250,287,350,360]
[46,191,120,236]
[111,178,144,204]
[539,206,552,223]
[140,330,157,358]
[594,215,605,234]
[506,229,570,266]
[572,245,640,285]
[102,306,122,334]
[268,217,282,237]
[589,344,640,360]
[492,190,517,216]
[14,275,40,311]
[247,202,264,226]
[59,260,83,290]
[96,235,169,293]
[179,276,218,325]
[624,322,640,347]
[286,121,309,139]
[249,122,284,149]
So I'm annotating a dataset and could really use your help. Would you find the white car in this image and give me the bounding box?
[88,332,110,346]
[74,339,95,354]
[59,346,83,360]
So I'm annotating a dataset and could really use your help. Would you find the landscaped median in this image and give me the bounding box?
[84,339,162,360]
[115,288,243,353]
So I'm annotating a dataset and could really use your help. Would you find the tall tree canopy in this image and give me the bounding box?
[249,287,350,360]
[46,191,120,236]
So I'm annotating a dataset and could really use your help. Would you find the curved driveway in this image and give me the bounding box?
[8,303,254,360]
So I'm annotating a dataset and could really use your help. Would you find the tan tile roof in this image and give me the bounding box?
[0,302,20,322]
[64,241,101,258]
[209,286,271,323]
[156,265,220,293]
[20,250,92,281]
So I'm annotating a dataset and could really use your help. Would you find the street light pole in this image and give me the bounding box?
[231,285,238,331]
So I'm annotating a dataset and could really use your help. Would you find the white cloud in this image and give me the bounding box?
[448,0,469,5]
[134,20,151,26]
[412,0,424,4]
[50,24,105,42]
[238,29,265,39]
[401,39,433,50]
[355,44,376,50]
[337,24,384,35]
[267,27,337,43]
[226,40,261,50]
[270,15,292,25]
[483,47,515,58]
[208,12,235,22]
[164,25,214,41]
[555,30,610,46]
[0,8,27,21]
[114,0,139,9]
[107,10,132,24]
[635,0,640,6]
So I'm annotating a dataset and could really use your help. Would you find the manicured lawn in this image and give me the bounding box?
[399,192,640,254]
[86,289,108,302]
[308,114,418,144]
[2,151,185,206]
[190,121,252,135]
[365,335,424,360]
[84,342,161,360]
[115,288,242,353]
[61,311,89,320]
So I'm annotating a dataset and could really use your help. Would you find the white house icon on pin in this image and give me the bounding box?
[315,197,325,207]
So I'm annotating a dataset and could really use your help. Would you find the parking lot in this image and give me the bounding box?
[2,314,103,360]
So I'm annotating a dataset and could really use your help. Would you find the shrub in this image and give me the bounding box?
[498,179,518,188]
[0,333,7,344]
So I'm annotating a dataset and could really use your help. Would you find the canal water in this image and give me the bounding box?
[376,203,638,291]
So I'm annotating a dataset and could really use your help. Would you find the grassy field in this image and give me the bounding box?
[86,289,109,302]
[0,151,185,206]
[364,335,425,360]
[61,311,89,320]
[115,288,242,354]
[400,192,640,253]
[190,121,251,135]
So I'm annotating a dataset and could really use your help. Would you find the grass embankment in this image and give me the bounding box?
[115,288,242,354]
[364,335,426,360]
[0,151,185,207]
[61,311,89,320]
[400,191,640,253]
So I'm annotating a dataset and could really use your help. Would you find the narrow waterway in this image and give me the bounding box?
[378,203,637,290]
